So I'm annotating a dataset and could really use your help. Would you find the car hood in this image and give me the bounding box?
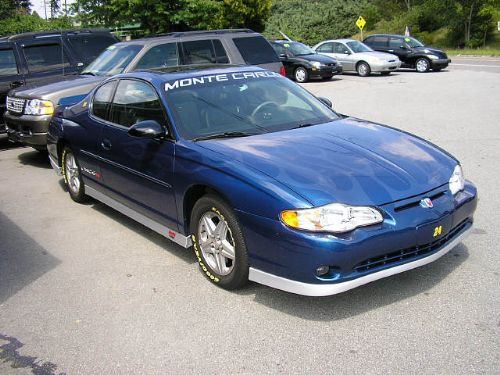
[354,51,399,61]
[414,46,446,55]
[294,53,337,63]
[10,75,104,102]
[198,117,456,207]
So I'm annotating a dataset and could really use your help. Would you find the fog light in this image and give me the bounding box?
[315,265,330,276]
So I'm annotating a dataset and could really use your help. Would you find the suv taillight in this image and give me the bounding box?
[279,66,286,76]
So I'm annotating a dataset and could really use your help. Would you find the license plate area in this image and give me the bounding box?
[415,215,453,246]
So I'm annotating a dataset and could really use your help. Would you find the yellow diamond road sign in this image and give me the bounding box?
[356,16,366,31]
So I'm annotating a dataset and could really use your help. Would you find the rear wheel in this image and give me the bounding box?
[294,67,309,83]
[61,147,86,203]
[357,62,371,77]
[190,195,249,290]
[415,58,430,72]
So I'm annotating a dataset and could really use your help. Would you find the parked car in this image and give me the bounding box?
[313,39,400,77]
[363,34,450,72]
[270,40,342,83]
[5,29,283,150]
[47,65,477,296]
[0,29,118,134]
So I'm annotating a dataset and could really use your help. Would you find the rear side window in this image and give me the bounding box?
[68,34,117,64]
[316,43,333,53]
[110,80,165,127]
[92,81,116,121]
[135,43,179,70]
[181,39,229,65]
[233,36,280,64]
[0,49,18,76]
[23,43,70,73]
[366,36,386,47]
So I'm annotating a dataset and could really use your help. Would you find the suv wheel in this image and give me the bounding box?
[415,58,430,73]
[294,67,309,83]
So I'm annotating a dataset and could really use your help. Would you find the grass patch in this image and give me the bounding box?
[446,48,500,56]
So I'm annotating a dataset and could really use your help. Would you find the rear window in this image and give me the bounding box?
[233,36,280,64]
[68,34,117,64]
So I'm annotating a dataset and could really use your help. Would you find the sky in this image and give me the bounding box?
[31,0,75,19]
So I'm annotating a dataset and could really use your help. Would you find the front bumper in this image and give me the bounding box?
[430,58,451,69]
[310,64,343,79]
[4,112,52,149]
[370,60,401,72]
[239,182,477,296]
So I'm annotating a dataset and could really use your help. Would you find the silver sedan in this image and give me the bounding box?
[312,39,401,76]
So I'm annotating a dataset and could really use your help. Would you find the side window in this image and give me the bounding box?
[92,81,116,121]
[23,43,70,73]
[371,36,388,47]
[232,36,280,64]
[333,43,346,54]
[110,80,165,127]
[213,40,229,64]
[317,43,333,53]
[182,40,216,64]
[389,37,403,48]
[135,43,179,70]
[271,43,285,56]
[67,34,117,64]
[0,49,18,76]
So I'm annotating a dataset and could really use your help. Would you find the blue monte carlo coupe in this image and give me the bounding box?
[47,66,477,296]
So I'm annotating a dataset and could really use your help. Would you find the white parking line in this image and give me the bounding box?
[451,63,500,68]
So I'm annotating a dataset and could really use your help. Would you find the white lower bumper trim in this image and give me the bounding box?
[248,224,472,297]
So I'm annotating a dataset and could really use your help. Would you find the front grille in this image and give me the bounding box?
[6,97,25,114]
[394,190,446,212]
[326,63,336,67]
[353,219,470,273]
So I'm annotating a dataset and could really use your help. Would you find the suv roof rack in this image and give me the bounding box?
[144,29,255,39]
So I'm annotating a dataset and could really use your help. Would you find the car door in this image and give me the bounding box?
[333,42,355,71]
[21,39,77,85]
[97,78,178,229]
[0,45,24,123]
[388,37,410,62]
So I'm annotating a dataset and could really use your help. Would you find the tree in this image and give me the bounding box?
[50,0,60,18]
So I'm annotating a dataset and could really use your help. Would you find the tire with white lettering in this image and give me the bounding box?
[61,147,86,203]
[190,195,249,290]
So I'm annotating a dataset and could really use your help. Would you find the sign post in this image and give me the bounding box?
[356,16,366,40]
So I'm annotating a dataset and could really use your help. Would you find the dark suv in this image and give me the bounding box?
[5,29,283,150]
[0,29,118,134]
[363,34,450,73]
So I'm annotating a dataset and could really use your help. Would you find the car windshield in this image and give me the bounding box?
[404,37,425,48]
[346,41,373,53]
[164,71,339,140]
[285,42,315,56]
[82,44,143,76]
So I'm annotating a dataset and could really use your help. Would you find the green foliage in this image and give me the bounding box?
[0,14,72,36]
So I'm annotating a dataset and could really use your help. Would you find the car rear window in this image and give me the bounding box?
[68,34,117,64]
[233,36,280,64]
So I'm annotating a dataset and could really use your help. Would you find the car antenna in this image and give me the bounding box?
[279,31,292,41]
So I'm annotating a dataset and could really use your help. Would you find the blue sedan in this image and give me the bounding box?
[47,66,477,296]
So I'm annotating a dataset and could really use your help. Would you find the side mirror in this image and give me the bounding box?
[400,45,407,50]
[279,53,288,59]
[343,50,351,55]
[317,96,333,108]
[128,120,166,139]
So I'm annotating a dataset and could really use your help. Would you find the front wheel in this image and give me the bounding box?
[61,147,86,203]
[294,67,309,83]
[190,195,249,290]
[415,58,430,73]
[357,62,371,77]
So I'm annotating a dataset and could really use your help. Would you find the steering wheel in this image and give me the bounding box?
[251,101,280,122]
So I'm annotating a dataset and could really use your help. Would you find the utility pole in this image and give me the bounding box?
[44,0,48,20]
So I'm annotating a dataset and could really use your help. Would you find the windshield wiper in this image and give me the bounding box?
[293,123,316,129]
[193,131,258,142]
[80,71,96,76]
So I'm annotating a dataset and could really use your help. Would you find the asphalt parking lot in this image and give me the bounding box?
[1,60,499,374]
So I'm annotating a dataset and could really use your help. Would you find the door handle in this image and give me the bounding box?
[10,81,23,89]
[101,139,112,150]
[388,50,394,52]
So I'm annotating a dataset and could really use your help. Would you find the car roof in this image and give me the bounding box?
[319,39,358,44]
[365,34,410,39]
[0,28,112,43]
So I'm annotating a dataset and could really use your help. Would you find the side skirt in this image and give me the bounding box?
[85,185,192,248]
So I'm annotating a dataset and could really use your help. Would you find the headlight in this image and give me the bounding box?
[24,99,54,115]
[428,55,439,60]
[280,203,383,233]
[449,165,465,195]
[311,61,323,69]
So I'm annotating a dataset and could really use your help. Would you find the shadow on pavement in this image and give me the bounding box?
[238,243,469,321]
[0,333,64,375]
[17,149,51,169]
[0,134,24,152]
[0,212,60,304]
